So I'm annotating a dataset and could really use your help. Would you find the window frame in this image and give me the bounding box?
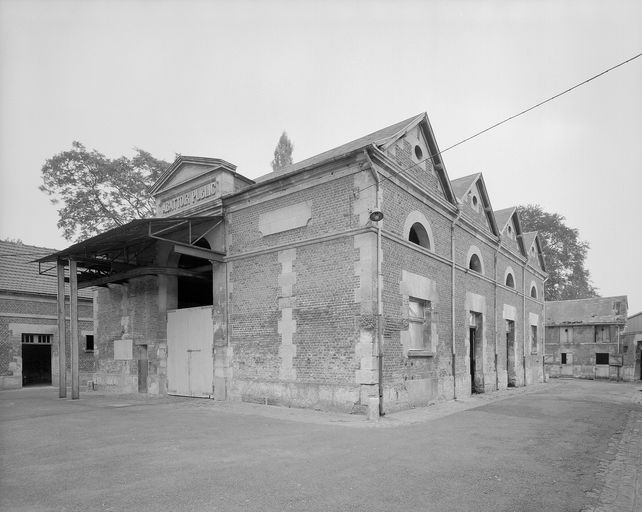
[85,334,95,353]
[407,297,433,355]
[595,352,609,365]
[530,324,538,354]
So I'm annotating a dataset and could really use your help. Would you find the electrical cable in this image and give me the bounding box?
[357,52,642,196]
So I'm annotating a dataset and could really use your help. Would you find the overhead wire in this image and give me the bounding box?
[357,52,642,196]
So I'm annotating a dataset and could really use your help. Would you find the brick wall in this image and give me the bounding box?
[0,292,94,389]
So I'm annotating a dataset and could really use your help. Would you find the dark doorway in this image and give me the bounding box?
[469,312,483,393]
[177,239,213,309]
[470,327,477,393]
[22,334,52,386]
[138,345,148,393]
[506,320,516,387]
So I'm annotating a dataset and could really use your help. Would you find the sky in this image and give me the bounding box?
[0,0,641,313]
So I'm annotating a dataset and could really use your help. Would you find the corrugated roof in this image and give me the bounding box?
[546,296,628,325]
[38,217,220,264]
[253,114,424,184]
[0,241,91,298]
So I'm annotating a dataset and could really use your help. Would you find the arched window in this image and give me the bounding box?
[409,222,431,249]
[504,266,515,288]
[505,273,515,288]
[530,285,538,299]
[403,212,434,252]
[469,254,482,273]
[466,246,484,275]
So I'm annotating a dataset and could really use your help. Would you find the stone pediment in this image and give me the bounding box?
[151,156,253,217]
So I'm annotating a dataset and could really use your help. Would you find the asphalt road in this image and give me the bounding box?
[1,380,640,512]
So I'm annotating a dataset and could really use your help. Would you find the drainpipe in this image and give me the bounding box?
[522,263,527,386]
[363,149,384,416]
[542,276,548,383]
[451,210,462,399]
[494,242,500,391]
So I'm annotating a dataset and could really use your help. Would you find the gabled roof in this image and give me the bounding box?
[494,207,516,232]
[522,231,546,271]
[254,114,424,184]
[450,173,480,201]
[0,241,92,298]
[546,296,628,326]
[494,206,527,256]
[450,173,499,236]
[150,156,248,195]
[521,231,537,250]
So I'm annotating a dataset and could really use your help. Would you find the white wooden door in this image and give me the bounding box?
[167,306,214,397]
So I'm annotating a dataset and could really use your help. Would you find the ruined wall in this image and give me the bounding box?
[545,323,632,381]
[93,276,167,394]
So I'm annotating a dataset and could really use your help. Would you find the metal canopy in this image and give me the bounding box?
[37,217,224,287]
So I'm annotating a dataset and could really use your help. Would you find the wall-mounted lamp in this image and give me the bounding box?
[369,208,384,222]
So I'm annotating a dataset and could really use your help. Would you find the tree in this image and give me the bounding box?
[517,204,598,301]
[2,237,23,245]
[270,131,294,172]
[40,142,169,242]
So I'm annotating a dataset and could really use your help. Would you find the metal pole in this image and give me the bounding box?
[69,258,79,400]
[57,259,67,398]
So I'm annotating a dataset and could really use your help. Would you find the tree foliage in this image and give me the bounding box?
[40,142,169,242]
[517,204,598,301]
[270,131,294,172]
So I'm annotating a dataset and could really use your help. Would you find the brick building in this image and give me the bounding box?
[41,113,546,413]
[621,311,642,380]
[545,296,633,380]
[0,241,94,390]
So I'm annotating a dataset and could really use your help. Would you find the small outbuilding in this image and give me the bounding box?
[0,240,94,390]
[545,296,631,380]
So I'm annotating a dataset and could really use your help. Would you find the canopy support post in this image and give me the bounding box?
[69,258,80,400]
[57,259,67,398]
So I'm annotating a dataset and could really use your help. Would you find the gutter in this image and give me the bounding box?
[542,276,548,383]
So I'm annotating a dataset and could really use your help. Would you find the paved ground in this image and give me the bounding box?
[1,379,640,511]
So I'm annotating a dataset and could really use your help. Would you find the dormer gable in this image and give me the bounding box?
[522,231,546,271]
[150,156,254,217]
[378,113,456,204]
[450,173,499,236]
[494,206,526,255]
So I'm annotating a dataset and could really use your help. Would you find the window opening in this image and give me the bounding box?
[469,254,482,273]
[408,298,431,352]
[505,272,515,288]
[595,326,610,343]
[595,353,609,365]
[177,238,214,309]
[414,145,423,160]
[85,335,94,352]
[530,285,537,298]
[561,352,567,364]
[530,325,538,353]
[408,223,431,249]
